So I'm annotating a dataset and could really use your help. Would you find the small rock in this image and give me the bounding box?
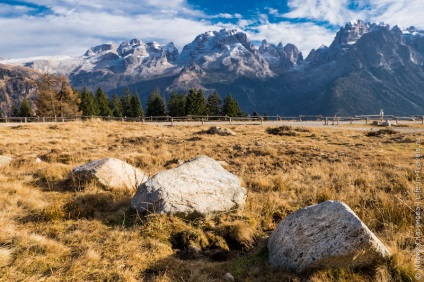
[223,272,235,281]
[72,158,148,191]
[0,156,12,166]
[268,200,390,273]
[131,155,247,217]
[381,120,391,127]
[178,245,201,260]
[35,158,42,163]
[206,126,236,136]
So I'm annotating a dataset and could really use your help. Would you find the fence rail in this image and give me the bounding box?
[0,114,423,125]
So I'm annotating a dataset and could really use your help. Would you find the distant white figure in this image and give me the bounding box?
[380,109,384,123]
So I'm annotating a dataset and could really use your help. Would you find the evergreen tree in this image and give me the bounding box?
[167,92,186,117]
[121,87,132,117]
[222,94,241,117]
[130,92,144,117]
[109,94,123,117]
[185,88,198,115]
[95,87,112,116]
[195,89,206,115]
[36,73,80,117]
[10,104,19,117]
[206,91,222,116]
[263,112,269,121]
[18,98,32,117]
[79,86,97,116]
[146,88,167,116]
[252,111,259,117]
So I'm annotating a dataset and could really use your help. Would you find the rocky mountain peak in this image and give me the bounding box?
[259,40,303,71]
[84,43,117,57]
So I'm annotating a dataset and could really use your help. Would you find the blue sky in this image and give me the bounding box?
[0,0,423,59]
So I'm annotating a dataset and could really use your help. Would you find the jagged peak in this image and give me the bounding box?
[84,43,116,57]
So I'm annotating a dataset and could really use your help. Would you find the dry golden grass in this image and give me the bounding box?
[0,121,420,281]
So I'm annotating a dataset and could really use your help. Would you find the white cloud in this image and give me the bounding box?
[364,0,424,29]
[283,0,424,29]
[284,0,362,25]
[249,22,335,56]
[0,4,35,16]
[0,10,218,58]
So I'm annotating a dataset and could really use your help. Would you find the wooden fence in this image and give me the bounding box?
[0,114,423,125]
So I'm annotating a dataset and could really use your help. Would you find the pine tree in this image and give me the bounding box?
[95,87,112,116]
[121,87,132,117]
[252,111,259,117]
[109,94,123,117]
[18,98,32,117]
[185,88,198,115]
[167,92,186,117]
[222,94,241,117]
[146,88,167,117]
[130,92,144,117]
[263,112,269,121]
[195,89,206,115]
[10,104,19,117]
[79,86,97,116]
[206,91,222,116]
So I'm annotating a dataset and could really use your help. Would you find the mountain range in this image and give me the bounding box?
[1,20,424,116]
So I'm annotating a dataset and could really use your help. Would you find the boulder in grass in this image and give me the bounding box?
[268,200,390,273]
[131,155,246,217]
[72,158,148,191]
[0,156,12,166]
[205,126,236,136]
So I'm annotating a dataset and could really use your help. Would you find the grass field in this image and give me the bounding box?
[0,121,420,281]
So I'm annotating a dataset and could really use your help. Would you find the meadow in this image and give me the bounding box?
[0,121,419,281]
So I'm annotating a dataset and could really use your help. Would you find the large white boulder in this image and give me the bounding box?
[72,158,148,191]
[268,200,390,273]
[131,155,246,217]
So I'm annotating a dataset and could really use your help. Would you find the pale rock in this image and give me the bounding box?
[268,200,390,273]
[131,155,246,217]
[0,156,12,166]
[206,126,236,136]
[223,272,235,281]
[72,158,148,191]
[381,120,391,127]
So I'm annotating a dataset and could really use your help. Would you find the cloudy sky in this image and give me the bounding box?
[1,0,423,59]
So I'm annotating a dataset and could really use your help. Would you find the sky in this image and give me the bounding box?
[0,0,423,59]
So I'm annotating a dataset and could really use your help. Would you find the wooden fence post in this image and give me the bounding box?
[229,118,232,125]
[24,117,27,123]
[201,118,204,125]
[171,118,174,126]
[325,117,328,125]
[260,117,263,125]
[337,117,340,125]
